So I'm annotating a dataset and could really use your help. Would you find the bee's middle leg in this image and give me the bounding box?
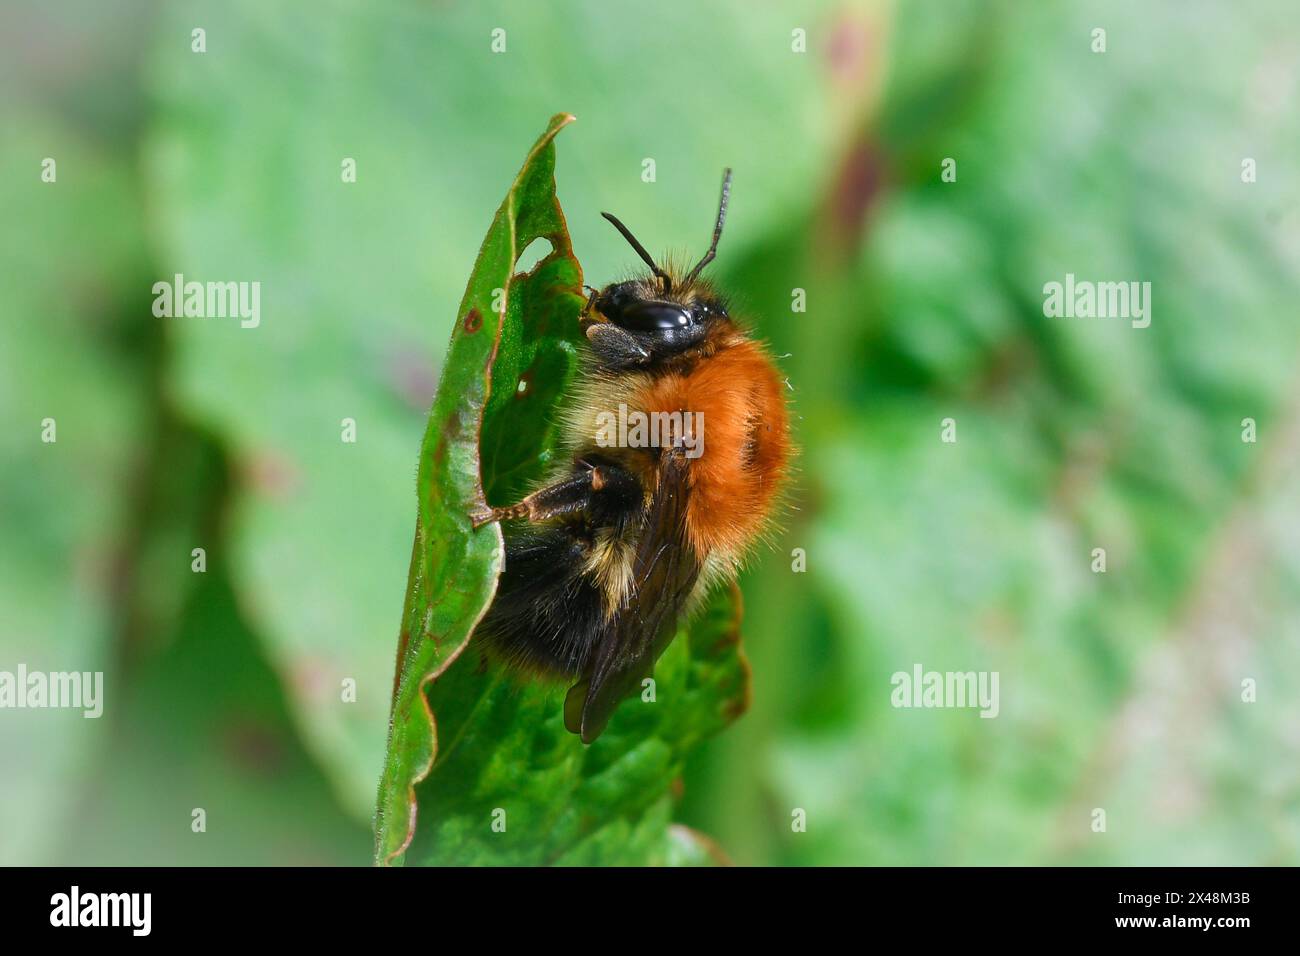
[472,460,640,529]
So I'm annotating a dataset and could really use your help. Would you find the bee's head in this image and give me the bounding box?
[581,279,729,360]
[580,169,734,369]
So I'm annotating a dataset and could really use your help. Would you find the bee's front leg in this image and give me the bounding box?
[471,460,640,529]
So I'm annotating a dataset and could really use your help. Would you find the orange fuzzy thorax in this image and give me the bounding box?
[635,337,789,564]
[564,328,791,574]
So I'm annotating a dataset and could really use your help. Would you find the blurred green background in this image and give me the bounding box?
[3,0,1299,865]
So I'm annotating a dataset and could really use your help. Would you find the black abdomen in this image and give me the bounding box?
[474,522,608,677]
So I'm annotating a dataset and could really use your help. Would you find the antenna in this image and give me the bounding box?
[684,167,732,284]
[600,212,672,293]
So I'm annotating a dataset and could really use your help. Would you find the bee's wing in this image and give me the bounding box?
[565,450,701,744]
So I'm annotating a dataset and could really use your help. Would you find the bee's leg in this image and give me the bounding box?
[471,461,640,529]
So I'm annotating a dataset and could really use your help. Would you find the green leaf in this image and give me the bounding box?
[408,582,748,866]
[373,112,579,864]
[375,114,750,866]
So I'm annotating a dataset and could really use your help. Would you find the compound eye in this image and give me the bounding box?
[612,301,692,332]
[692,299,727,322]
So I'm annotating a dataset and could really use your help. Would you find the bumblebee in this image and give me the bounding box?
[474,170,792,742]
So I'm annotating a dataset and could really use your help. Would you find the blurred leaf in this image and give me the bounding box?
[61,563,371,865]
[680,0,1300,866]
[0,111,150,864]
